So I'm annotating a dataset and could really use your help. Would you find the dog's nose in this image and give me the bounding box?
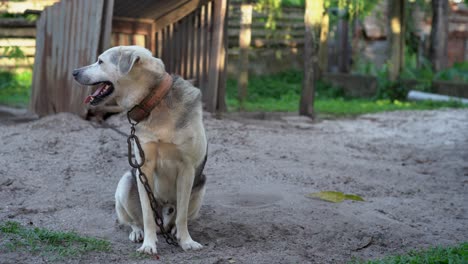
[72,69,80,77]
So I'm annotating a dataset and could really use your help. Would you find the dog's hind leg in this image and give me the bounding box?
[115,170,144,242]
[188,175,206,220]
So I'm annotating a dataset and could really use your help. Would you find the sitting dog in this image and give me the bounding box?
[73,45,208,254]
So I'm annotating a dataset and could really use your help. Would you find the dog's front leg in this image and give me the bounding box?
[175,163,203,251]
[135,142,159,254]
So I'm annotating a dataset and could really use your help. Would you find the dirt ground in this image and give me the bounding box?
[0,108,467,264]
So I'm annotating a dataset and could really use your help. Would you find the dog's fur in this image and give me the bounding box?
[73,46,208,254]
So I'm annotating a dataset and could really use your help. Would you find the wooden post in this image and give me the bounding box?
[206,0,227,112]
[217,0,229,112]
[300,0,323,117]
[388,0,405,81]
[429,0,448,72]
[237,2,252,109]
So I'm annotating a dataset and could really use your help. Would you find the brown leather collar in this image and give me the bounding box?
[127,72,173,123]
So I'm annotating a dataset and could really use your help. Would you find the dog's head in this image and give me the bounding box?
[72,45,165,108]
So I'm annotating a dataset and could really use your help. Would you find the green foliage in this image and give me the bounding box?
[0,12,39,21]
[226,70,467,115]
[0,221,111,260]
[435,62,468,82]
[2,46,26,59]
[351,242,468,264]
[353,47,468,102]
[0,70,32,107]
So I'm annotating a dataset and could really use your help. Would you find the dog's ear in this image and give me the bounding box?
[119,50,140,74]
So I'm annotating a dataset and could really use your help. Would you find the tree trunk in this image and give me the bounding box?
[388,0,405,81]
[337,9,349,73]
[300,0,323,117]
[318,10,329,75]
[429,0,449,72]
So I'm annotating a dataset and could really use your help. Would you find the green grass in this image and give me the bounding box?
[227,70,468,116]
[0,69,466,115]
[0,71,32,107]
[351,242,468,264]
[0,221,111,260]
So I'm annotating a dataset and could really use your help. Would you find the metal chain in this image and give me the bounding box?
[126,116,178,246]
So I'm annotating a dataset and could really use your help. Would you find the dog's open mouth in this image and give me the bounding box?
[84,81,114,106]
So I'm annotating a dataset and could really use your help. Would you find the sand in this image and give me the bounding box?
[0,108,467,263]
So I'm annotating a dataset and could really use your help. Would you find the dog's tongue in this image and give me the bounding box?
[84,83,106,104]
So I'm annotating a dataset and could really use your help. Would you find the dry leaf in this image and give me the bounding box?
[306,191,364,203]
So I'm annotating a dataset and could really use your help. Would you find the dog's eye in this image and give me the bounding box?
[98,59,103,65]
[168,208,174,214]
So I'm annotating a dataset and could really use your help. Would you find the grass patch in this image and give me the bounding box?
[226,70,468,116]
[351,242,468,264]
[0,221,111,260]
[0,71,32,107]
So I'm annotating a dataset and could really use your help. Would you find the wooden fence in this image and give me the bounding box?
[111,2,220,101]
[2,1,468,74]
[110,0,228,112]
[29,0,113,117]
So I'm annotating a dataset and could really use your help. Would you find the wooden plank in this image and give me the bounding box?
[45,4,56,113]
[174,21,181,75]
[2,0,59,14]
[206,0,227,112]
[112,19,152,35]
[154,0,210,32]
[0,18,36,27]
[150,22,156,54]
[217,0,229,112]
[62,0,73,112]
[29,12,42,113]
[54,2,64,111]
[195,7,202,86]
[188,12,196,79]
[0,38,36,46]
[0,28,36,38]
[169,24,175,73]
[99,0,115,52]
[201,2,210,92]
[181,17,188,77]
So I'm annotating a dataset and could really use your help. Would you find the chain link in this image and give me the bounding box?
[126,119,178,246]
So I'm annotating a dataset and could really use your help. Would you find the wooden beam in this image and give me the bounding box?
[154,0,210,32]
[0,28,36,38]
[0,18,36,27]
[217,0,229,112]
[205,0,227,112]
[112,19,152,35]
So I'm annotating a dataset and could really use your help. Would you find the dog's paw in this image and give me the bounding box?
[137,242,158,255]
[180,239,203,251]
[129,230,144,243]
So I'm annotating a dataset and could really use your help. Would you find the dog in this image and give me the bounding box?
[72,45,208,254]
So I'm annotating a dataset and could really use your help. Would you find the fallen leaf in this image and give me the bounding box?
[344,194,365,201]
[307,191,345,203]
[306,191,364,203]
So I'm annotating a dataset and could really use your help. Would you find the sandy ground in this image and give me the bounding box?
[0,109,467,264]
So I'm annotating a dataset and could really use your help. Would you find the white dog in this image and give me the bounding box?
[73,46,208,254]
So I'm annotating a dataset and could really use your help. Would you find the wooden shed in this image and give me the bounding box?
[30,0,228,117]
